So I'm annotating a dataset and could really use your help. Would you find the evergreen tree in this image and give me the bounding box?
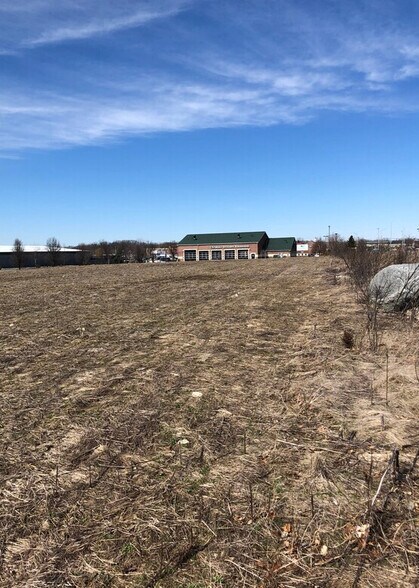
[347,235,356,248]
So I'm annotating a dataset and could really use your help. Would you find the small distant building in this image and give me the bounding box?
[0,245,82,269]
[177,231,269,261]
[266,237,297,258]
[296,240,314,256]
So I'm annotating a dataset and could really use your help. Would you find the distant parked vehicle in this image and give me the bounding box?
[156,255,174,262]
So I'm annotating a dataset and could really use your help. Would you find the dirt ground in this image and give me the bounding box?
[0,258,418,587]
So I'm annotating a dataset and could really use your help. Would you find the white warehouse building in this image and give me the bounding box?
[0,245,82,269]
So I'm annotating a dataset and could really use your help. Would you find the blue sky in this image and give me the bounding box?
[1,0,419,245]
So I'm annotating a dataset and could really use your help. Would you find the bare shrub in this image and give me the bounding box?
[312,238,327,255]
[338,241,385,301]
[366,289,382,351]
[342,329,355,349]
[334,240,391,350]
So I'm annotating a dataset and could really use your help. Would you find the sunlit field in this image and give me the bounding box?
[1,258,418,587]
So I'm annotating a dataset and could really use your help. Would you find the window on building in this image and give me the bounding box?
[238,249,249,259]
[211,250,222,260]
[225,250,235,260]
[199,250,209,261]
[184,250,196,261]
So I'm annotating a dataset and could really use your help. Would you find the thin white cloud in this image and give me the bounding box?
[0,153,21,160]
[27,5,188,46]
[0,80,308,151]
[0,0,52,12]
[0,0,190,49]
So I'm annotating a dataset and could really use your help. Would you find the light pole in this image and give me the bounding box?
[323,234,329,252]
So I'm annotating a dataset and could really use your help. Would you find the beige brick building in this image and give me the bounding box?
[177,232,296,261]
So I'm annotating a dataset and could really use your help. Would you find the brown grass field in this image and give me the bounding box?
[0,258,418,587]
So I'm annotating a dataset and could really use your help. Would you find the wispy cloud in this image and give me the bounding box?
[2,0,419,153]
[0,83,292,151]
[0,0,189,49]
[27,4,189,46]
[0,153,21,160]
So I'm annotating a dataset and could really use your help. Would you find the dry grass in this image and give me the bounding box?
[0,258,418,587]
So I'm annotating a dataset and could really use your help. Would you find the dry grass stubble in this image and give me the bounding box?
[0,259,418,587]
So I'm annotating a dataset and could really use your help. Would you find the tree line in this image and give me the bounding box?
[76,240,178,264]
[311,234,419,258]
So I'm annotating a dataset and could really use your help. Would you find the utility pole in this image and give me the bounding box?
[377,228,380,252]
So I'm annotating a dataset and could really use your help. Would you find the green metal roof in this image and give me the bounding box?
[178,231,267,245]
[266,237,296,252]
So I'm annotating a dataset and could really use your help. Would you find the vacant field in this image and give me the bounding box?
[0,259,418,587]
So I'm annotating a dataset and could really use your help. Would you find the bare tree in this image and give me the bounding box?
[312,238,327,255]
[328,234,346,256]
[76,243,92,265]
[13,238,25,269]
[99,240,112,264]
[166,241,178,260]
[46,237,61,266]
[114,241,128,263]
[134,241,147,263]
[145,242,156,262]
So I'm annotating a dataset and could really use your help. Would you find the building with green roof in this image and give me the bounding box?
[177,231,296,261]
[265,237,296,257]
